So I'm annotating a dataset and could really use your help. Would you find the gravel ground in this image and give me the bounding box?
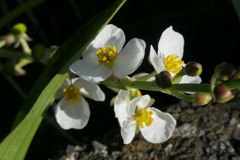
[50,90,240,160]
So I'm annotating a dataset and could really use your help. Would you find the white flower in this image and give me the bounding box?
[55,77,105,130]
[69,24,146,82]
[149,26,201,84]
[119,95,176,144]
[113,73,154,127]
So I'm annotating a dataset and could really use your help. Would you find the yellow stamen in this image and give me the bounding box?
[63,85,82,105]
[134,108,154,128]
[164,54,184,74]
[96,45,119,67]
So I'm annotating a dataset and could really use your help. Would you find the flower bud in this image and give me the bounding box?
[219,63,235,81]
[213,84,233,103]
[11,23,27,35]
[2,62,15,76]
[193,92,212,105]
[31,44,46,60]
[184,61,202,77]
[233,72,240,90]
[155,71,172,89]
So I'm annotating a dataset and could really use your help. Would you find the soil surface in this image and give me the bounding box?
[50,90,240,160]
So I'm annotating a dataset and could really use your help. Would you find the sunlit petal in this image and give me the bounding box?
[158,26,184,60]
[140,107,176,143]
[121,118,137,144]
[149,45,164,73]
[55,98,90,130]
[82,24,125,60]
[69,59,112,82]
[114,90,129,127]
[113,38,145,78]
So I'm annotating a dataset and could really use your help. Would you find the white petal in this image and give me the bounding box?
[55,77,71,99]
[149,45,165,74]
[72,78,105,101]
[55,98,90,130]
[140,107,176,143]
[127,95,150,115]
[158,26,184,60]
[121,118,137,144]
[69,59,112,82]
[135,95,151,110]
[113,38,146,78]
[132,72,155,81]
[82,24,125,59]
[179,75,202,84]
[114,90,129,127]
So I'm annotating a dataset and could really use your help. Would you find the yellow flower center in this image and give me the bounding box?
[126,90,142,104]
[164,54,184,74]
[134,108,154,128]
[63,85,82,105]
[96,45,119,67]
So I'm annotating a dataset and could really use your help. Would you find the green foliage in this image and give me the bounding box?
[0,0,127,160]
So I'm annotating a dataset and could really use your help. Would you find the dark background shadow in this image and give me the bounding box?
[0,0,240,159]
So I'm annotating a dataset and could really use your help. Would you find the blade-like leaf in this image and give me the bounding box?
[0,0,127,159]
[232,0,240,21]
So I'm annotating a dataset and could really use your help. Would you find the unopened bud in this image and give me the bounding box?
[219,63,235,81]
[193,92,212,105]
[11,23,27,35]
[213,84,233,103]
[2,62,15,76]
[234,72,240,80]
[234,72,240,90]
[184,61,202,77]
[155,71,172,89]
[32,44,46,60]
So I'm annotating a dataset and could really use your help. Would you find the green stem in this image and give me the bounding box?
[0,48,31,59]
[136,71,158,81]
[19,36,31,54]
[170,83,212,93]
[172,69,185,84]
[0,40,6,48]
[100,79,126,90]
[128,81,160,91]
[221,79,240,89]
[171,91,193,102]
[15,58,33,69]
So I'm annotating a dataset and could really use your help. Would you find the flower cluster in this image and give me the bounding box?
[53,24,206,144]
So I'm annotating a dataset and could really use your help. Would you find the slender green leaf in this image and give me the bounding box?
[0,0,127,159]
[232,0,240,21]
[0,0,47,30]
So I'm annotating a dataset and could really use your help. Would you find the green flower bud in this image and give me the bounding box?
[233,72,240,90]
[219,63,235,81]
[11,23,27,35]
[31,44,46,60]
[193,92,212,105]
[155,71,172,89]
[2,62,15,76]
[184,61,202,77]
[213,84,233,103]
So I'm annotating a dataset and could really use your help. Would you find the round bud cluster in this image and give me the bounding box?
[193,92,212,106]
[31,44,46,61]
[11,23,27,35]
[155,71,172,89]
[219,63,235,81]
[213,84,233,103]
[184,61,202,77]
